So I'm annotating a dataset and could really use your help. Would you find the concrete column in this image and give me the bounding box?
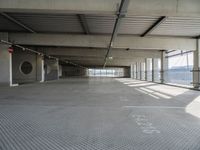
[153,58,160,82]
[146,58,152,81]
[85,69,89,77]
[58,65,62,78]
[9,53,13,86]
[40,57,45,82]
[130,64,134,78]
[140,62,145,80]
[135,63,138,79]
[140,62,142,80]
[160,50,168,83]
[145,59,148,81]
[193,39,200,89]
[57,59,59,80]
[133,64,136,79]
[0,33,15,86]
[152,59,155,82]
[6,49,18,86]
[136,62,140,80]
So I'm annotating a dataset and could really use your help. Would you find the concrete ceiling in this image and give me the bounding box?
[0,0,199,67]
[0,13,200,37]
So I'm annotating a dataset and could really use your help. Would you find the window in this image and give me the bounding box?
[88,68,124,77]
[166,50,193,86]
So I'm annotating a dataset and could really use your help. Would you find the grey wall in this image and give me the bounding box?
[124,67,130,78]
[36,55,42,81]
[0,33,10,85]
[58,65,62,77]
[12,48,42,84]
[62,65,87,77]
[0,44,10,85]
[44,58,58,81]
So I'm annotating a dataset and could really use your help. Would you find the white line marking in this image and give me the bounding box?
[123,106,185,109]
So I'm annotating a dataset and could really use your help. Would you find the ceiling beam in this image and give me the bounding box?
[43,48,161,59]
[1,12,35,33]
[104,0,130,67]
[8,33,196,51]
[53,55,152,61]
[77,14,90,34]
[141,16,166,37]
[61,59,146,67]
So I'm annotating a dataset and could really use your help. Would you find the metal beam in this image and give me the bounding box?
[77,14,90,34]
[1,12,35,33]
[141,16,167,37]
[103,0,130,67]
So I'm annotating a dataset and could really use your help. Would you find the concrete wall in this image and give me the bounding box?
[12,48,58,83]
[0,43,10,85]
[58,65,62,77]
[62,65,87,77]
[44,58,59,81]
[12,48,43,84]
[36,55,43,81]
[123,67,130,78]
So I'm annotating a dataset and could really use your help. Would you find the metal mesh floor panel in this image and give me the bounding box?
[0,78,200,150]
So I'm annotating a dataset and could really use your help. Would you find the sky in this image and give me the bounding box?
[168,52,193,69]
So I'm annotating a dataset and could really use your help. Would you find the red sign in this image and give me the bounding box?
[8,47,14,53]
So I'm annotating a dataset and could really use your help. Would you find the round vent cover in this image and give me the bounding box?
[20,61,33,75]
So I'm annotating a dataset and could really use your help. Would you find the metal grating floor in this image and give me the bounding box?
[0,78,200,150]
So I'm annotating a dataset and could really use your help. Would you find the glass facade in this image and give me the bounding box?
[165,51,193,86]
[88,68,124,77]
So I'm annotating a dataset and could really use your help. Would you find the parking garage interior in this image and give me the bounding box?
[0,0,200,149]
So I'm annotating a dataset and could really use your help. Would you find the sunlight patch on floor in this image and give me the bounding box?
[186,95,200,118]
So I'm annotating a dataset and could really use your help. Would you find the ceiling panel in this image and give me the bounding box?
[119,16,159,35]
[0,15,26,32]
[7,13,84,33]
[150,17,200,37]
[85,15,116,34]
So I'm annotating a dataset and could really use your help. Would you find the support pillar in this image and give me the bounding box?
[9,52,13,86]
[193,39,200,89]
[40,57,45,82]
[9,53,18,86]
[57,59,59,80]
[0,32,18,86]
[145,59,148,81]
[136,62,140,80]
[140,62,142,80]
[130,64,134,78]
[134,64,137,79]
[140,62,145,80]
[152,59,155,82]
[146,58,152,81]
[160,50,167,83]
[153,58,159,82]
[135,63,138,79]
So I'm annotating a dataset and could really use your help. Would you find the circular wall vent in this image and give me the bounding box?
[20,61,33,75]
